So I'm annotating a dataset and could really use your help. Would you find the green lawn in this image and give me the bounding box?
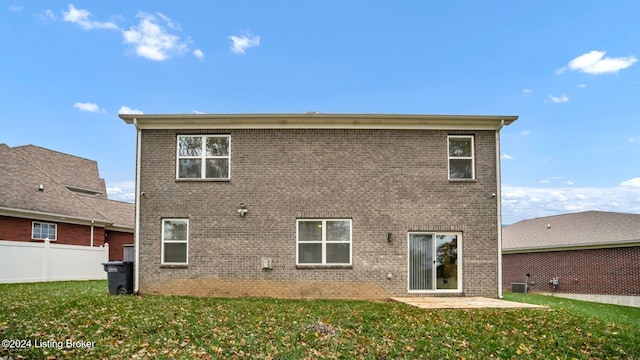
[1,281,638,359]
[503,292,640,335]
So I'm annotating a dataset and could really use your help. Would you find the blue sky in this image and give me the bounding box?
[1,1,639,224]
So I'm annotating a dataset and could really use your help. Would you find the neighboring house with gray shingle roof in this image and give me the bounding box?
[0,144,134,261]
[502,211,640,299]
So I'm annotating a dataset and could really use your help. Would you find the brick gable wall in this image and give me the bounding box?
[502,247,640,296]
[137,128,501,299]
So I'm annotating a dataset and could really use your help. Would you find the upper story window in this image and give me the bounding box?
[448,135,474,180]
[297,219,352,266]
[177,135,230,179]
[32,221,56,241]
[162,219,189,265]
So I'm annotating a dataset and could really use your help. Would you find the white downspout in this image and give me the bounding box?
[496,119,505,299]
[90,220,94,247]
[133,117,141,293]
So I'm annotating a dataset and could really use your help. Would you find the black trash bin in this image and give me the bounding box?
[102,261,133,295]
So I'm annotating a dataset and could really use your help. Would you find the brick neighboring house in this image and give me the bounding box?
[120,113,517,300]
[0,144,134,260]
[502,211,640,298]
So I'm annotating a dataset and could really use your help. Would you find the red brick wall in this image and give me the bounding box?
[105,230,134,261]
[0,216,32,241]
[502,246,640,296]
[0,215,106,246]
[137,128,502,299]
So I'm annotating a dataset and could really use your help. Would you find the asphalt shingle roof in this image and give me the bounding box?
[0,144,133,230]
[502,211,640,252]
[12,145,107,197]
[80,195,135,229]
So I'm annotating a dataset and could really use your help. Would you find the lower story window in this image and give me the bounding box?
[297,219,352,265]
[162,219,189,265]
[32,221,56,240]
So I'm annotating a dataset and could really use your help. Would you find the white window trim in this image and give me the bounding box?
[407,231,463,293]
[447,135,475,180]
[161,218,189,265]
[296,219,352,266]
[32,221,57,241]
[176,135,231,180]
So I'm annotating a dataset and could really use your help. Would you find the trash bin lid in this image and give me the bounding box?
[102,261,126,265]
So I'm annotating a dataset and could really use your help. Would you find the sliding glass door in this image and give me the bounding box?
[408,232,461,292]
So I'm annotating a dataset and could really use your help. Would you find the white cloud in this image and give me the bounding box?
[502,184,640,224]
[621,177,640,187]
[550,191,568,202]
[520,130,530,136]
[566,180,574,185]
[229,32,260,54]
[156,13,180,30]
[192,110,205,114]
[501,153,514,160]
[193,48,204,60]
[629,137,637,143]
[62,4,118,30]
[565,50,637,75]
[539,176,565,184]
[73,102,103,113]
[41,9,56,21]
[9,5,23,12]
[523,89,532,96]
[548,94,569,103]
[122,12,189,61]
[118,106,144,115]
[55,6,202,62]
[106,181,136,202]
[577,84,587,88]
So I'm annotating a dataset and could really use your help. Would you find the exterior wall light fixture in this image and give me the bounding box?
[238,203,248,217]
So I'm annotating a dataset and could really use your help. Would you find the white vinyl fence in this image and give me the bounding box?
[0,239,108,283]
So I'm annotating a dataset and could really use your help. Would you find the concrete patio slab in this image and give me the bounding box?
[391,297,548,309]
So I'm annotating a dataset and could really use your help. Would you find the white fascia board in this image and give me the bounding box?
[502,240,640,254]
[0,206,112,227]
[105,224,135,233]
[120,114,518,130]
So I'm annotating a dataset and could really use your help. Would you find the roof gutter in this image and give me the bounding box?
[503,240,640,253]
[118,113,518,131]
[133,117,141,294]
[105,224,135,233]
[496,119,505,299]
[0,206,112,228]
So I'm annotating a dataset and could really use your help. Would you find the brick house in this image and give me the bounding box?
[0,144,134,260]
[502,211,640,299]
[120,113,517,300]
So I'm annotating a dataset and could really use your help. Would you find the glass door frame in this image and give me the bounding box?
[407,231,463,293]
